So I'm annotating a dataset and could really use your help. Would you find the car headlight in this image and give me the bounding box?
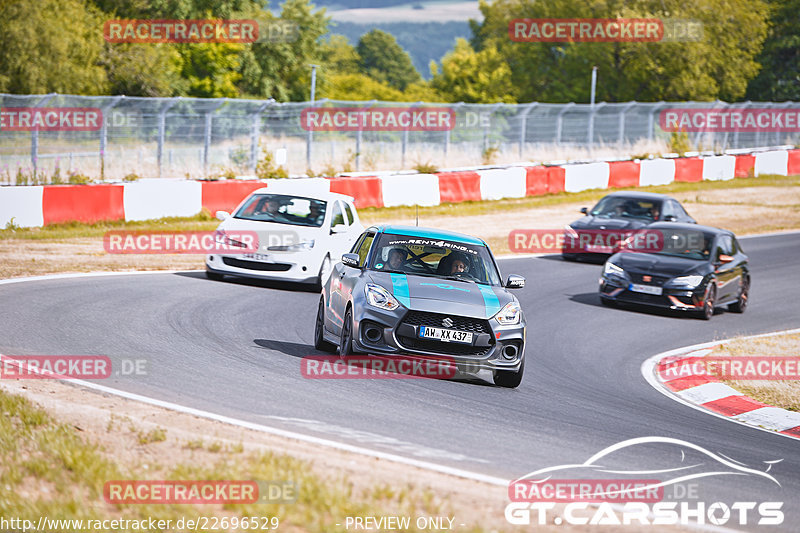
[267,240,315,252]
[365,283,400,311]
[215,232,248,248]
[495,301,522,325]
[603,261,626,277]
[670,275,704,288]
[564,224,579,239]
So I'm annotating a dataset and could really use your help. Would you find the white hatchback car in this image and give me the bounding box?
[205,189,363,289]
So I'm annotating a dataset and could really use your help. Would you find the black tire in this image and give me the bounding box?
[493,358,524,388]
[728,276,749,313]
[206,270,224,282]
[338,307,356,358]
[314,297,336,352]
[699,283,716,320]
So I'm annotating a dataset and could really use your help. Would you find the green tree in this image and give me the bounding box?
[321,34,361,75]
[472,0,768,103]
[357,29,421,91]
[101,44,185,96]
[430,39,515,103]
[0,0,108,94]
[746,0,800,100]
[179,43,244,97]
[320,73,404,100]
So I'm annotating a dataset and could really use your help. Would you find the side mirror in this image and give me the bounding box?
[505,274,525,289]
[331,224,348,234]
[663,214,677,222]
[719,254,734,264]
[216,211,230,221]
[580,207,588,215]
[341,253,360,268]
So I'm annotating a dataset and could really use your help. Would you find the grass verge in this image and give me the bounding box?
[712,333,800,412]
[0,387,475,533]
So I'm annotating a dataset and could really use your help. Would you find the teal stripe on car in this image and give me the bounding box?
[390,273,411,308]
[478,284,502,318]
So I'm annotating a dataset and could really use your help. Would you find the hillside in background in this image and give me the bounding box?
[330,21,470,78]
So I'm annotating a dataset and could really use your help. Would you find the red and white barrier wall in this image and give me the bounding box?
[2,148,799,228]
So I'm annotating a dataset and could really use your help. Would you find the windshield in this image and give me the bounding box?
[590,196,662,221]
[234,194,327,227]
[625,228,715,260]
[369,233,502,286]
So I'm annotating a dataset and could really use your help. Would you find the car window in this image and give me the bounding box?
[671,200,689,218]
[732,236,743,254]
[343,202,355,226]
[357,233,375,267]
[661,201,675,220]
[721,235,734,256]
[234,194,327,228]
[590,196,661,221]
[331,201,345,228]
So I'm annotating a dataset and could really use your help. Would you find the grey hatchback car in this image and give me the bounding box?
[314,225,527,388]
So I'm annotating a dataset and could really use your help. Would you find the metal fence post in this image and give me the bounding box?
[617,102,636,148]
[203,98,227,177]
[250,99,272,173]
[648,101,666,142]
[157,97,179,178]
[556,103,575,146]
[31,93,56,181]
[99,95,123,181]
[519,103,537,157]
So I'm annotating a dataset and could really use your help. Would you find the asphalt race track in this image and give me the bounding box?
[1,231,799,530]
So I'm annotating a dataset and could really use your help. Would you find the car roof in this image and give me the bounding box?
[601,191,676,202]
[371,225,486,246]
[249,187,354,203]
[649,221,731,235]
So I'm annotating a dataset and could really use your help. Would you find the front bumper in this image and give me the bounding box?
[349,304,526,373]
[206,252,321,283]
[599,275,706,311]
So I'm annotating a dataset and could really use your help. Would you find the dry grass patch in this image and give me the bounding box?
[711,333,800,412]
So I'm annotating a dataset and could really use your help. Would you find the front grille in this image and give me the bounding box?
[619,291,667,305]
[400,311,491,334]
[397,336,492,357]
[396,311,493,357]
[222,257,291,271]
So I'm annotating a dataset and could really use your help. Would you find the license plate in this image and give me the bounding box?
[242,253,269,261]
[418,326,473,344]
[629,283,663,295]
[586,244,612,253]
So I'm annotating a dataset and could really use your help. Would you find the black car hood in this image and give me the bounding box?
[368,271,512,320]
[614,252,708,277]
[570,216,649,231]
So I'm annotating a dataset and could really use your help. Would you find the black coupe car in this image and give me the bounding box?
[563,191,696,261]
[598,223,749,320]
